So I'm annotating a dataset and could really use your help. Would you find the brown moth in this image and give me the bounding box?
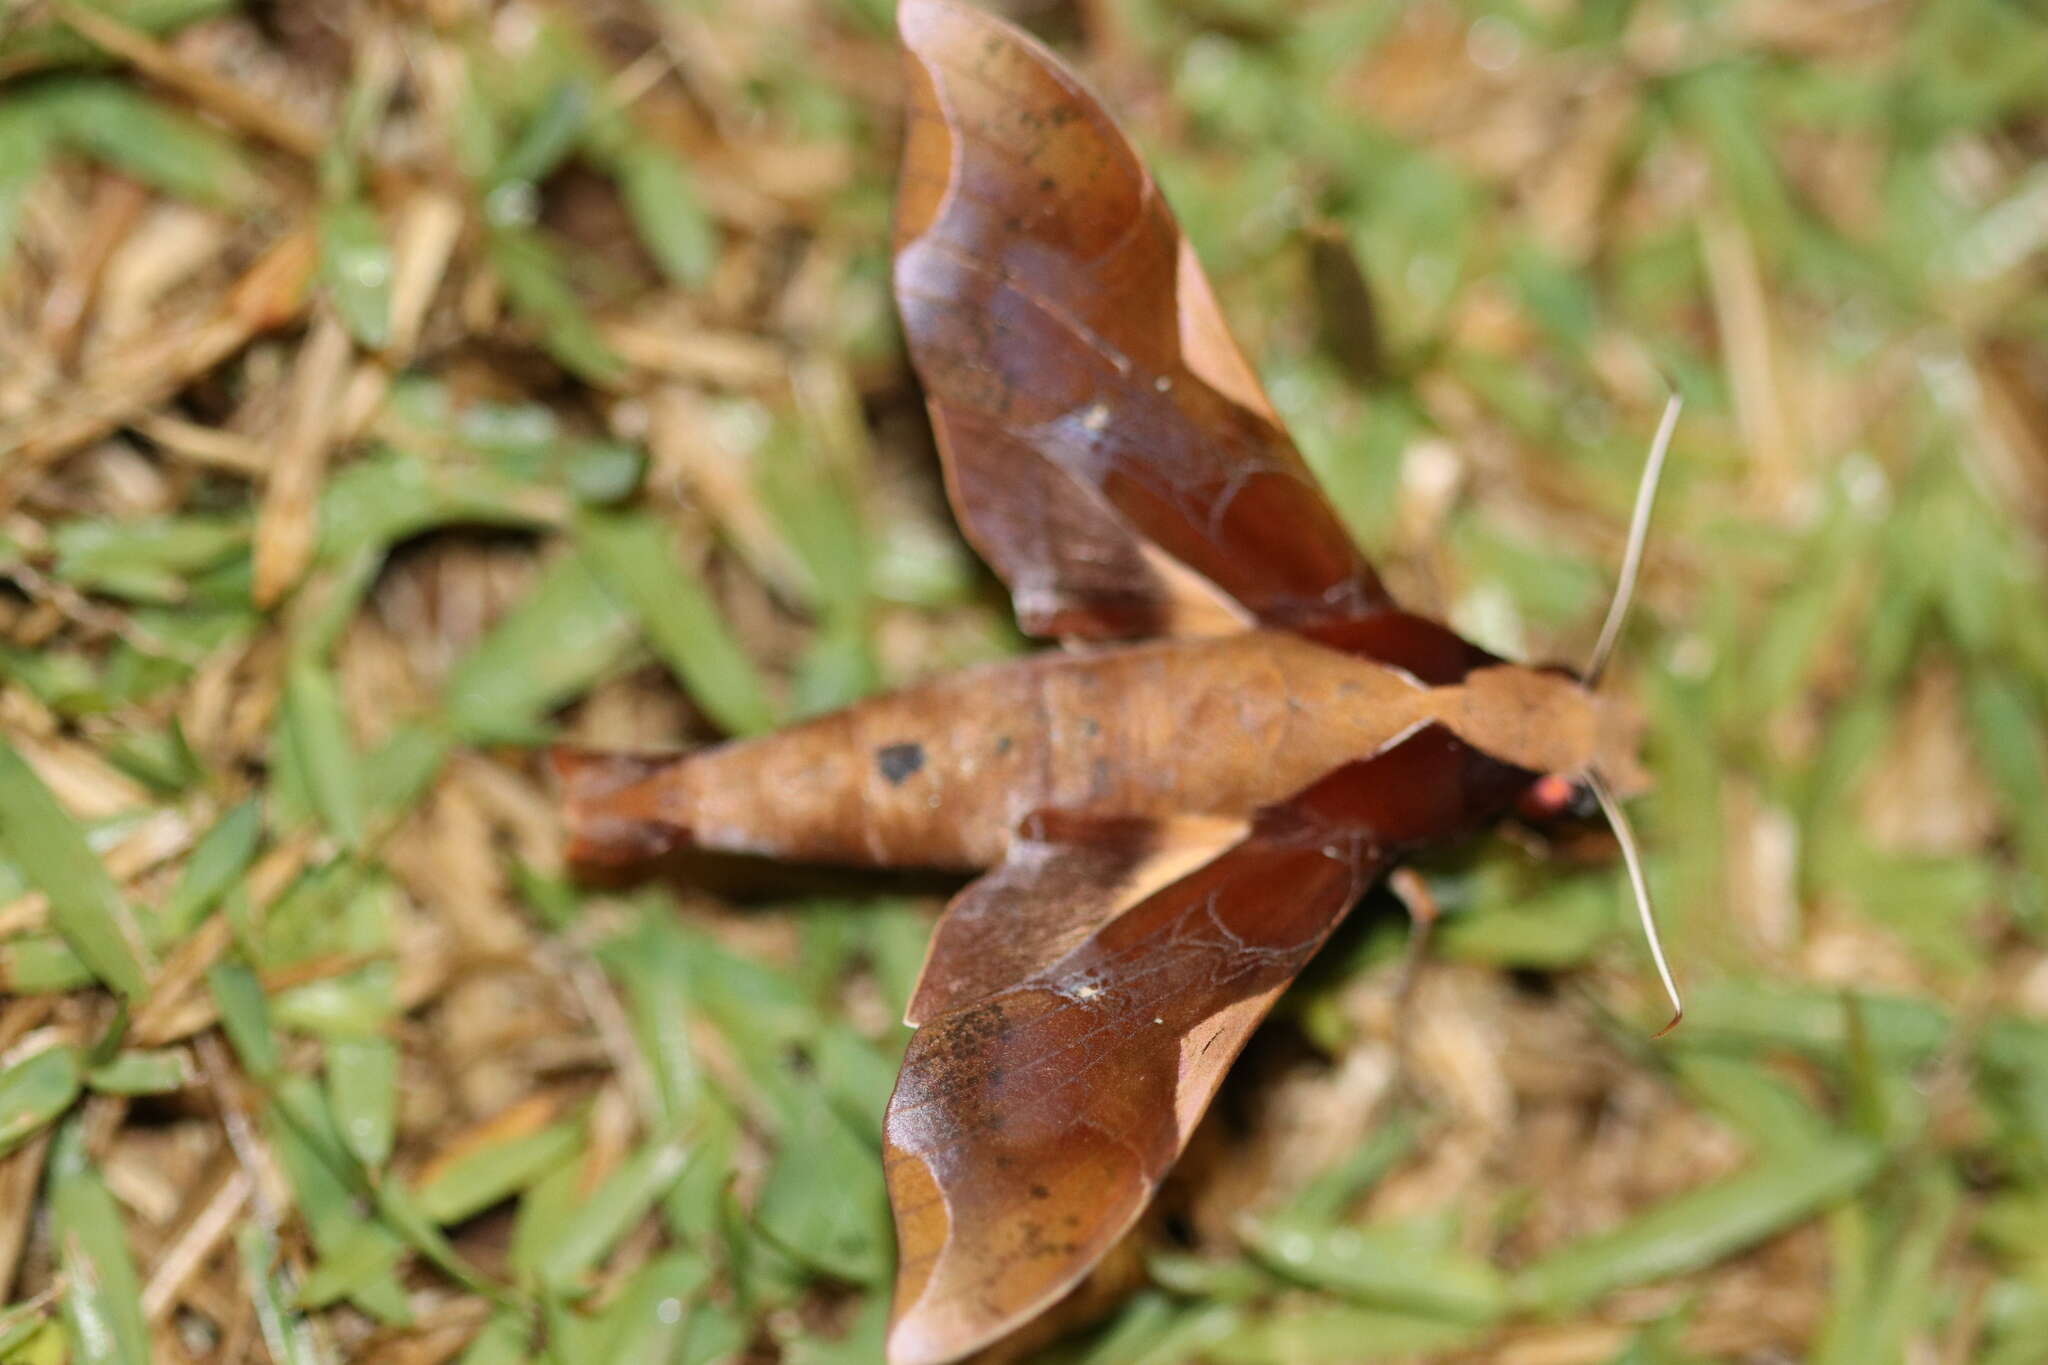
[555,2,1680,1361]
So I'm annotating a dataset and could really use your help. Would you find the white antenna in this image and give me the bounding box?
[1585,394,1682,687]
[1587,768,1681,1035]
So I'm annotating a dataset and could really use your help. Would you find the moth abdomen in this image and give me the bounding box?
[551,746,693,866]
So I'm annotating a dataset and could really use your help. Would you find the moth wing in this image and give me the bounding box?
[905,810,1250,1027]
[882,726,1538,1365]
[884,805,1384,1365]
[895,0,1392,643]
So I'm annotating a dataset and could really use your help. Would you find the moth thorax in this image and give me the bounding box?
[1428,665,1603,779]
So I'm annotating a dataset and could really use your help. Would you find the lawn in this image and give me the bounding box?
[2,0,2047,1361]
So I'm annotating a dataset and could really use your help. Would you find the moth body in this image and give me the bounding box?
[556,629,1608,873]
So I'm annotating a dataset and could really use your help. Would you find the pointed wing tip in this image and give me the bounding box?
[897,0,970,44]
[884,1317,961,1365]
[549,745,689,867]
[887,1298,1033,1365]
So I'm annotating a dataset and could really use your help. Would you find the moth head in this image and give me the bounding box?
[1490,676,1648,821]
[1523,687,1646,818]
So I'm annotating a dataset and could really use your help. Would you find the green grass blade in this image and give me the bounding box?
[294,1222,408,1312]
[0,103,51,265]
[264,1078,413,1323]
[1,933,96,994]
[444,551,638,743]
[0,1046,82,1158]
[1680,981,1950,1064]
[0,741,150,999]
[588,1252,712,1362]
[48,1118,151,1365]
[574,509,777,736]
[533,1140,690,1290]
[325,1036,397,1170]
[1207,1303,1486,1363]
[612,140,717,289]
[1810,1165,1959,1365]
[413,1118,583,1225]
[0,0,232,72]
[456,1310,532,1365]
[51,515,248,603]
[36,77,253,207]
[84,1049,191,1096]
[752,1085,891,1286]
[1968,671,2048,915]
[209,961,282,1081]
[484,226,625,387]
[0,1297,57,1355]
[1513,1136,1884,1312]
[491,79,591,191]
[238,1222,325,1365]
[275,660,364,849]
[1670,1053,1834,1153]
[1244,1214,1505,1324]
[319,198,393,349]
[160,798,262,939]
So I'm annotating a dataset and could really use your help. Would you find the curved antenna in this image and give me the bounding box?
[1585,394,1682,687]
[1587,768,1681,1035]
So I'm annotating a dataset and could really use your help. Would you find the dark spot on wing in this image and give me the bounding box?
[877,742,926,785]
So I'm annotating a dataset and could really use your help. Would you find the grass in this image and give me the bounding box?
[1,0,2047,1361]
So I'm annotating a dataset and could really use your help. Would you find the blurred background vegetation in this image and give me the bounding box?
[2,0,2047,1361]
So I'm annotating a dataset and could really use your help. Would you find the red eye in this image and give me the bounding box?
[1522,773,1578,820]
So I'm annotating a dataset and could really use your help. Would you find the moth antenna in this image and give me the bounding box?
[1585,393,1682,687]
[1587,767,1681,1036]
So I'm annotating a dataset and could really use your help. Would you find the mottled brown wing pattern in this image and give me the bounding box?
[895,0,1391,642]
[905,809,1249,1026]
[883,725,1537,1365]
[886,825,1382,1365]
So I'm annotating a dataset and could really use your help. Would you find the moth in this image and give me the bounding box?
[555,1,1681,1361]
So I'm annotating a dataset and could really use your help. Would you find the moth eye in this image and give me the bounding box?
[1528,773,1576,816]
[1518,773,1596,824]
